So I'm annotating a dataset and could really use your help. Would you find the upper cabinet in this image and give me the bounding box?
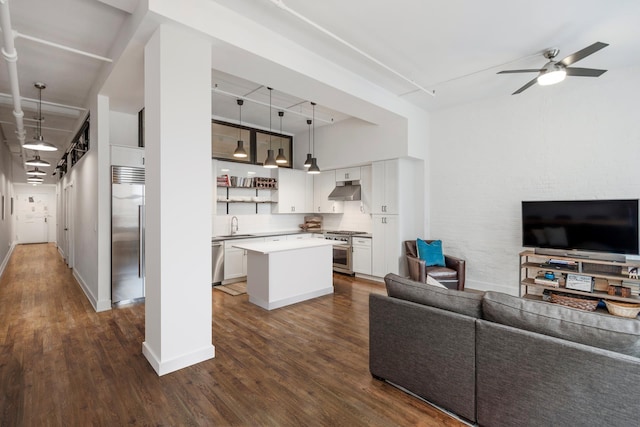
[272,168,313,213]
[111,145,145,167]
[313,170,344,214]
[371,159,399,214]
[335,167,361,182]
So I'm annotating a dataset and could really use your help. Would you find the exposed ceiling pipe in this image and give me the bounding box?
[13,30,113,63]
[268,0,436,97]
[212,86,334,124]
[0,0,29,169]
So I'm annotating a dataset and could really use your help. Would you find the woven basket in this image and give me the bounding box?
[548,291,599,311]
[604,300,640,318]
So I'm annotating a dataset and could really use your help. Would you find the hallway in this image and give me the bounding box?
[0,244,462,426]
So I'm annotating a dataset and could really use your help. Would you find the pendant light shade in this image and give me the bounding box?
[304,119,312,168]
[26,167,46,176]
[275,111,287,164]
[233,99,248,158]
[307,157,320,174]
[263,87,278,168]
[264,149,278,168]
[23,135,58,152]
[27,176,43,184]
[307,102,320,174]
[25,154,50,167]
[22,82,58,152]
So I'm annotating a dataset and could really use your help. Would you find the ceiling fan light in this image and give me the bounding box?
[537,68,567,86]
[233,140,248,158]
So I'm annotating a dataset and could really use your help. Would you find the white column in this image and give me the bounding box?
[142,24,214,375]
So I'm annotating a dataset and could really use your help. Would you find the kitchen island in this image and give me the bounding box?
[232,239,338,310]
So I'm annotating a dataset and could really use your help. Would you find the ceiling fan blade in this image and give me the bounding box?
[497,69,543,74]
[565,67,607,77]
[512,77,538,95]
[560,42,609,67]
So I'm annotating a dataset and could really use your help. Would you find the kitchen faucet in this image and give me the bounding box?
[231,216,239,235]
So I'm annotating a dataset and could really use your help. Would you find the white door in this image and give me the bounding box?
[16,193,55,244]
[64,184,74,267]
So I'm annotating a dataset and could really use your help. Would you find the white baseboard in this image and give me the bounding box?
[73,269,112,312]
[0,242,16,279]
[249,286,334,310]
[142,342,215,376]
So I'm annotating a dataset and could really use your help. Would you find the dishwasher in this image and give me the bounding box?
[212,241,224,285]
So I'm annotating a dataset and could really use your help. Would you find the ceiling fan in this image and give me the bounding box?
[498,41,609,95]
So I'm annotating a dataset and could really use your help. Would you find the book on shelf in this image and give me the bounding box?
[548,259,577,266]
[534,276,560,287]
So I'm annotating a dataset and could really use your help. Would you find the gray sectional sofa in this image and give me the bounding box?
[369,274,640,426]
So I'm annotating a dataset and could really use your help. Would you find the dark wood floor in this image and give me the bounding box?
[0,243,464,426]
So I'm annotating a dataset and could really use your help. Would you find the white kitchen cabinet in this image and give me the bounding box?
[224,237,265,281]
[371,160,399,214]
[352,236,372,275]
[335,167,361,182]
[372,215,400,277]
[111,145,145,167]
[264,235,285,242]
[358,165,372,214]
[272,168,313,213]
[313,170,344,213]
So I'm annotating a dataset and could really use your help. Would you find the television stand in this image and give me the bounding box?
[520,251,640,315]
[534,248,626,263]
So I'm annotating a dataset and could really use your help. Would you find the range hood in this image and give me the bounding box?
[328,181,361,201]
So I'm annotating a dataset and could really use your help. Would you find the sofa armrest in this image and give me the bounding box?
[369,293,478,422]
[406,254,426,282]
[445,254,465,289]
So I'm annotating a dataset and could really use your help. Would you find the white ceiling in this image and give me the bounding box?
[2,0,640,183]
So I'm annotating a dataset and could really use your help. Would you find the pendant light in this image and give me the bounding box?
[27,176,43,184]
[307,102,320,174]
[303,119,312,168]
[263,87,278,168]
[25,154,50,167]
[26,167,46,176]
[275,111,287,164]
[233,99,248,158]
[22,83,58,152]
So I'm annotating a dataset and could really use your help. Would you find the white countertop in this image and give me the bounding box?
[232,239,341,254]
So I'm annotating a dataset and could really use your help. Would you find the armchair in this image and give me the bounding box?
[404,240,466,290]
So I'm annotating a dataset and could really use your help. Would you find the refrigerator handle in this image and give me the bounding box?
[138,205,145,278]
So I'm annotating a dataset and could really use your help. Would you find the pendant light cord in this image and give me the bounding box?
[311,102,315,156]
[268,87,272,149]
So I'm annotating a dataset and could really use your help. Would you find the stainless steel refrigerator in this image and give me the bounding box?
[111,166,145,305]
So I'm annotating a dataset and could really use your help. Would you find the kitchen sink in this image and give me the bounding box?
[216,234,255,238]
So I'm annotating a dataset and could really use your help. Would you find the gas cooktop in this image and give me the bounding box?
[325,230,367,236]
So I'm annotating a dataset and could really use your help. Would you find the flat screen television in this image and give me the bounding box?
[522,199,639,259]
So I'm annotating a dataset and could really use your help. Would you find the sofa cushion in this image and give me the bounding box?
[384,273,483,318]
[416,238,445,267]
[483,291,640,358]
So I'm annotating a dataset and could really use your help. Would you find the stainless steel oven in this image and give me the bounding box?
[324,231,366,275]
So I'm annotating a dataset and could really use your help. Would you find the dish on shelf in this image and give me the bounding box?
[604,300,640,318]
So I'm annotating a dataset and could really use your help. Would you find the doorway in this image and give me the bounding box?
[15,191,56,244]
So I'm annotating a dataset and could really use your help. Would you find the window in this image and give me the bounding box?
[212,120,292,168]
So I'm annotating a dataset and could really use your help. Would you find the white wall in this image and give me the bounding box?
[429,65,640,295]
[110,110,139,147]
[293,117,409,170]
[0,142,14,276]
